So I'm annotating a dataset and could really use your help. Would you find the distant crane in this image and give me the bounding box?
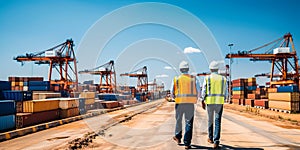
[14,39,78,92]
[226,33,299,87]
[79,60,116,93]
[120,66,148,93]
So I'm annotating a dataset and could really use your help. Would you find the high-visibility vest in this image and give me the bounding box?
[174,74,197,104]
[205,73,226,104]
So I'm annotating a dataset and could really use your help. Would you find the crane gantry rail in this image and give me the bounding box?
[14,39,78,92]
[226,33,299,87]
[79,60,116,93]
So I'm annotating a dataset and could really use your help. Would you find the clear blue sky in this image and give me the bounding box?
[1,0,299,89]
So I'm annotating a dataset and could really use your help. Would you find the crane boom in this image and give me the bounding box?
[120,66,148,92]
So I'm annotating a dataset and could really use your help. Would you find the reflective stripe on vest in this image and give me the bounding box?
[174,74,197,104]
[205,74,226,104]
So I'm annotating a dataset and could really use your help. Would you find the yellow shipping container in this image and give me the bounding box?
[59,98,79,109]
[80,92,95,99]
[268,92,299,102]
[85,98,95,105]
[232,91,244,95]
[23,99,59,113]
[247,77,256,82]
[269,100,299,111]
[267,88,277,93]
[33,92,62,100]
[11,81,15,87]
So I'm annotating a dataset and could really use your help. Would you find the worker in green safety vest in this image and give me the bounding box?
[201,60,227,149]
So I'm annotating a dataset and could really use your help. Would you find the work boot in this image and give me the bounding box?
[185,145,191,149]
[172,136,181,144]
[213,143,219,149]
[207,138,213,144]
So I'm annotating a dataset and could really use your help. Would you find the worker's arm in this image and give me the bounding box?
[170,77,176,99]
[201,77,207,110]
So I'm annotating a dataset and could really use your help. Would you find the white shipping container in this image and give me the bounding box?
[273,47,290,54]
[45,50,57,57]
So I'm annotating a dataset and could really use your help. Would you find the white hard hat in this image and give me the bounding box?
[179,61,189,70]
[209,61,219,70]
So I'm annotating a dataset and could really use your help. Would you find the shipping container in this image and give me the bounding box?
[23,99,59,113]
[97,93,119,101]
[85,98,95,105]
[16,110,59,129]
[0,100,15,116]
[59,98,79,109]
[232,99,241,105]
[80,92,95,99]
[28,85,50,91]
[28,81,50,86]
[232,87,244,91]
[245,99,254,107]
[1,91,32,101]
[268,92,299,102]
[59,107,79,119]
[0,81,11,91]
[0,114,15,132]
[267,88,277,93]
[269,100,299,112]
[277,85,299,92]
[254,99,269,108]
[32,92,61,100]
[232,94,244,99]
[247,94,260,99]
[246,86,257,91]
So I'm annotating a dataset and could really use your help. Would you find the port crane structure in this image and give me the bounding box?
[79,60,116,93]
[226,33,298,87]
[120,66,148,93]
[14,39,78,92]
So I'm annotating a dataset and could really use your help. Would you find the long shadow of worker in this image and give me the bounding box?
[189,144,264,150]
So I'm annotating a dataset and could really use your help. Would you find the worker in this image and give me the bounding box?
[171,60,199,149]
[201,60,227,149]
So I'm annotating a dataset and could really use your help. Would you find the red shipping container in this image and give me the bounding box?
[232,99,240,105]
[16,109,59,129]
[247,94,260,99]
[245,99,254,107]
[232,94,244,99]
[254,99,269,109]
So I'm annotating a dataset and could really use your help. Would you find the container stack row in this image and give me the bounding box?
[268,85,299,113]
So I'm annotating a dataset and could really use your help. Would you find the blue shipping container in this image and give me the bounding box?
[0,81,11,91]
[1,91,32,101]
[232,87,244,91]
[28,85,50,91]
[0,114,15,132]
[98,93,119,101]
[0,100,16,116]
[28,81,50,86]
[277,85,299,92]
[247,86,257,91]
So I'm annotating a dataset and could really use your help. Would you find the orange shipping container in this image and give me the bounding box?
[268,92,299,102]
[23,99,59,113]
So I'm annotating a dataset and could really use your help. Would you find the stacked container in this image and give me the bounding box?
[0,100,16,132]
[80,92,96,110]
[16,99,60,128]
[58,98,80,118]
[268,85,299,113]
[231,78,246,105]
[9,77,44,91]
[245,78,257,107]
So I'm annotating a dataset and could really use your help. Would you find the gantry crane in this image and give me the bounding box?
[197,65,230,77]
[14,39,78,92]
[79,60,116,93]
[120,66,148,93]
[148,79,157,92]
[226,33,299,87]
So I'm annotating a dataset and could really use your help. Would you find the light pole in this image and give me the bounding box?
[228,43,234,103]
